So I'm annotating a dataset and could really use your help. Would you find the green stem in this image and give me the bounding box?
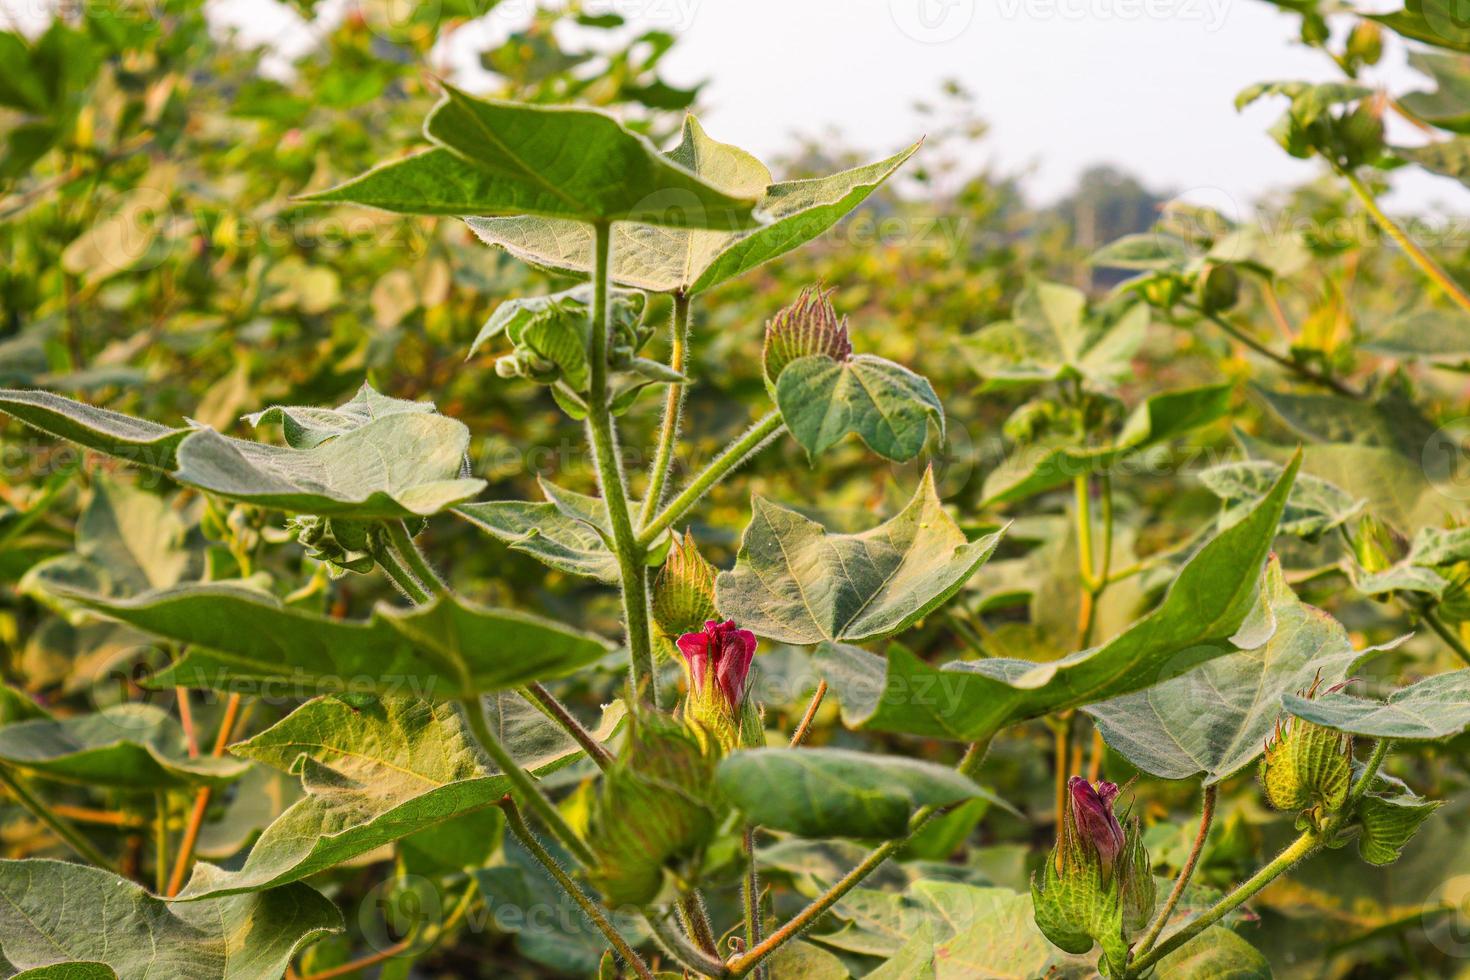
[1191,305,1362,399]
[1340,167,1470,318]
[743,826,763,978]
[1134,784,1217,956]
[498,797,655,980]
[584,221,658,708]
[520,683,613,771]
[725,740,990,977]
[462,697,595,867]
[0,765,114,871]
[646,910,731,978]
[679,892,719,958]
[385,520,447,596]
[640,291,692,527]
[1349,738,1392,807]
[637,410,784,548]
[377,543,431,604]
[1421,607,1470,667]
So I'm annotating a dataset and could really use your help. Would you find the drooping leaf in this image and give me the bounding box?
[1152,926,1272,980]
[60,584,611,699]
[1283,669,1470,740]
[0,388,194,470]
[244,382,436,449]
[1089,233,1193,271]
[1357,792,1443,865]
[715,470,1004,645]
[1084,558,1400,784]
[1200,460,1362,539]
[715,748,991,839]
[468,116,918,294]
[960,282,1147,387]
[454,479,668,583]
[304,88,761,229]
[982,384,1233,505]
[775,354,943,463]
[178,693,621,899]
[0,859,339,977]
[0,703,248,790]
[816,455,1298,741]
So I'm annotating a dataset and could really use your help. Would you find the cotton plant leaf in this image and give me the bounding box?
[1371,0,1470,55]
[0,388,195,470]
[244,381,436,449]
[714,748,995,839]
[468,115,918,294]
[816,455,1298,741]
[1399,50,1470,133]
[959,281,1148,387]
[0,859,340,978]
[1282,669,1470,740]
[1344,525,1470,600]
[1357,792,1444,865]
[1398,140,1470,187]
[12,964,117,979]
[714,469,1004,645]
[1363,309,1470,364]
[453,478,668,583]
[982,383,1233,505]
[775,354,944,463]
[177,693,622,899]
[0,702,248,790]
[1200,460,1363,539]
[1152,926,1272,980]
[57,584,611,699]
[303,88,761,230]
[1083,557,1403,784]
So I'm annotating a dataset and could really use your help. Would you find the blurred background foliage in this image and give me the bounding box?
[4,1,1470,977]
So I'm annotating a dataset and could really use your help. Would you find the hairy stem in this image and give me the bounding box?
[725,740,991,976]
[1341,168,1470,318]
[638,410,785,548]
[520,683,613,771]
[584,221,658,707]
[788,681,828,748]
[680,892,719,958]
[498,797,655,980]
[646,909,731,978]
[1190,305,1362,399]
[743,826,763,979]
[377,543,432,604]
[1134,784,1217,956]
[463,698,594,867]
[386,519,447,596]
[640,291,692,527]
[0,765,114,871]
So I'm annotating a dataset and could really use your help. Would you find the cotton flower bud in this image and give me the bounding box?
[676,620,762,753]
[585,712,719,907]
[1197,262,1240,314]
[286,515,379,577]
[762,285,853,391]
[651,531,719,645]
[1032,777,1151,974]
[1261,679,1353,823]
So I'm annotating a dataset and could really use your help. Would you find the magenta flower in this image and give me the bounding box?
[1067,777,1126,879]
[676,619,757,709]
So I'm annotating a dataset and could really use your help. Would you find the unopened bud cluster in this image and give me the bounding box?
[762,285,852,390]
[1261,677,1353,826]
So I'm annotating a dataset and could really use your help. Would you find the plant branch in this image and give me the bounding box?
[377,543,432,604]
[584,221,658,707]
[0,765,115,871]
[1340,167,1470,318]
[498,796,656,980]
[788,681,828,748]
[166,692,243,896]
[1188,304,1362,399]
[743,826,763,979]
[296,939,412,980]
[1134,784,1217,956]
[679,892,719,958]
[638,410,785,548]
[520,683,614,771]
[640,290,692,526]
[385,519,447,596]
[646,908,731,977]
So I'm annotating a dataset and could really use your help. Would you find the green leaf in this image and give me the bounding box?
[775,354,943,463]
[1283,669,1470,740]
[468,116,917,294]
[960,282,1147,387]
[765,942,850,980]
[715,470,1004,644]
[1398,139,1470,186]
[1357,792,1444,865]
[1363,309,1470,364]
[178,693,621,899]
[0,703,248,790]
[0,859,339,977]
[1371,0,1470,54]
[1084,557,1400,783]
[1090,233,1194,271]
[305,89,761,229]
[858,884,1057,980]
[12,964,118,980]
[1153,926,1271,980]
[59,584,611,699]
[1200,460,1362,539]
[244,382,436,449]
[454,478,667,583]
[982,384,1233,505]
[0,388,193,470]
[169,413,484,519]
[1400,51,1470,133]
[715,748,988,839]
[816,454,1298,741]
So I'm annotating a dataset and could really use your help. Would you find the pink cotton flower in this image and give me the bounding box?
[675,619,757,709]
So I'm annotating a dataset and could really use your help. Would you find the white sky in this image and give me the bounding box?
[14,0,1470,213]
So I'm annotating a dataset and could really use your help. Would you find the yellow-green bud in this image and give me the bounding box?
[651,531,719,643]
[1261,679,1353,822]
[1197,262,1240,314]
